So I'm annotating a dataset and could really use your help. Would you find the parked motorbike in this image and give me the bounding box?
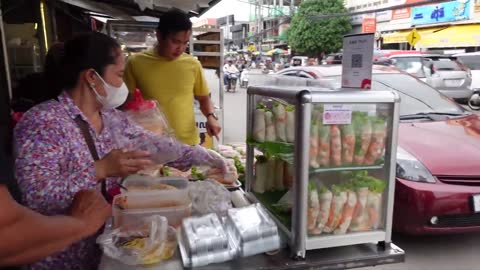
[225,72,239,92]
[468,88,480,110]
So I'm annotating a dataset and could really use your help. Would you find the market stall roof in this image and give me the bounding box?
[57,0,222,18]
[415,24,480,49]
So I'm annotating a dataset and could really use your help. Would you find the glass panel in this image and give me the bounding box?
[307,102,393,237]
[250,95,295,231]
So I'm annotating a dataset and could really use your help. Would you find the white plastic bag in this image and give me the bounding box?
[188,180,232,216]
[97,215,177,266]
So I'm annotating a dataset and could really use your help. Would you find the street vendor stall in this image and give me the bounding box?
[99,81,405,269]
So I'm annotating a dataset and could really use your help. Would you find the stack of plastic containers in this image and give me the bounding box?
[179,204,281,267]
[113,176,191,228]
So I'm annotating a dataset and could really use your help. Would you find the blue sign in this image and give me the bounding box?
[411,0,471,25]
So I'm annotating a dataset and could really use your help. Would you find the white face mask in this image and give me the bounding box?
[91,71,129,109]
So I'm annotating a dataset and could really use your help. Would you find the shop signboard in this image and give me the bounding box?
[391,0,425,20]
[411,0,471,25]
[475,0,480,14]
[362,18,377,33]
[376,10,392,22]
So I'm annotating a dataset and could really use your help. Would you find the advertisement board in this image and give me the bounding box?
[411,0,471,25]
[391,0,424,20]
[341,33,374,89]
[362,18,377,33]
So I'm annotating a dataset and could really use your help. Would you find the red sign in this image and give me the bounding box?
[362,18,377,33]
[391,0,423,20]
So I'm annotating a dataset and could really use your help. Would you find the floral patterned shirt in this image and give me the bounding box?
[14,91,213,270]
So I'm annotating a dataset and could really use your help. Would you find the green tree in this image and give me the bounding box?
[287,0,352,56]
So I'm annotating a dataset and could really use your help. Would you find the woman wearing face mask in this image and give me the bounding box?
[14,32,229,270]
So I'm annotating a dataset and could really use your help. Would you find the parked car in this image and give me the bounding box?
[454,52,480,89]
[322,53,343,65]
[291,56,309,67]
[388,54,472,102]
[277,65,480,235]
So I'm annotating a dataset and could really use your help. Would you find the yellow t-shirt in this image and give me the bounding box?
[124,49,209,145]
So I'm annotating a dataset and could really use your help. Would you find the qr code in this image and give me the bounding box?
[352,54,363,68]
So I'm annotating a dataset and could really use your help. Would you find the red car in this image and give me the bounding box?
[276,65,480,234]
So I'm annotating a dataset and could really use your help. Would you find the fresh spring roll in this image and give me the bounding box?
[367,178,387,230]
[353,113,372,165]
[273,102,287,142]
[283,162,294,189]
[307,182,320,233]
[349,182,370,232]
[264,157,276,191]
[330,125,342,167]
[253,156,268,193]
[286,105,295,143]
[309,120,320,168]
[323,185,348,233]
[334,189,357,235]
[265,110,276,142]
[253,107,266,142]
[317,118,331,167]
[274,158,285,191]
[364,117,387,165]
[340,124,356,166]
[312,186,333,235]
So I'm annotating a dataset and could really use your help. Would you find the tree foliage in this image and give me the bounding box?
[287,0,352,56]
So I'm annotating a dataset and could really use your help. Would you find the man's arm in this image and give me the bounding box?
[123,57,138,101]
[0,186,110,267]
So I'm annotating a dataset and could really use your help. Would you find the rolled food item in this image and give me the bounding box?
[283,163,294,189]
[274,158,285,191]
[364,117,387,165]
[353,113,372,166]
[265,110,276,142]
[334,189,357,235]
[312,186,333,235]
[317,118,331,168]
[253,156,268,193]
[264,157,276,191]
[340,124,356,166]
[349,177,371,232]
[286,105,295,143]
[367,178,386,230]
[273,102,287,142]
[253,106,266,142]
[330,125,342,167]
[309,120,320,168]
[323,185,347,233]
[307,182,320,233]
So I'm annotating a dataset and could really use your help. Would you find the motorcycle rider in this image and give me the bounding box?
[223,60,240,89]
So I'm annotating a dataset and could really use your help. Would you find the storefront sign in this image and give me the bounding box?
[376,10,392,22]
[392,8,411,20]
[411,0,471,25]
[323,104,353,125]
[362,18,377,33]
[341,33,375,89]
[475,0,480,13]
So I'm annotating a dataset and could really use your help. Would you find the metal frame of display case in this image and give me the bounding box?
[245,86,401,259]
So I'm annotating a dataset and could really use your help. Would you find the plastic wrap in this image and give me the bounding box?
[97,215,177,266]
[188,180,232,216]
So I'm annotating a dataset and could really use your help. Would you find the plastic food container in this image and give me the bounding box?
[121,175,189,197]
[178,214,236,268]
[225,203,281,257]
[113,192,191,229]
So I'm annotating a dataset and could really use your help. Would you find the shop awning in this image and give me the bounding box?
[382,27,443,44]
[415,24,480,49]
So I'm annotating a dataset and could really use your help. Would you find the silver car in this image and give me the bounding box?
[389,54,472,102]
[454,52,480,90]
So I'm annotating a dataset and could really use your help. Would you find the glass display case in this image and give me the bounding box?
[245,85,400,258]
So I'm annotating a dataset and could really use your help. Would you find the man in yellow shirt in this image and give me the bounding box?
[124,9,221,145]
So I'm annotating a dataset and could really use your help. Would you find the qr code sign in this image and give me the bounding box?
[351,54,363,68]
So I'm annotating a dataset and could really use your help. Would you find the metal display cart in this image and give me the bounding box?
[245,86,401,259]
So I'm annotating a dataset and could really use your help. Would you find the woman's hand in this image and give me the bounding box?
[95,149,152,180]
[69,190,111,237]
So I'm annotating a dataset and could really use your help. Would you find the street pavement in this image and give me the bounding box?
[205,69,480,270]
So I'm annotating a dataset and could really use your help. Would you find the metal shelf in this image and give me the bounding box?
[191,51,223,57]
[306,231,386,250]
[191,40,222,45]
[309,164,384,174]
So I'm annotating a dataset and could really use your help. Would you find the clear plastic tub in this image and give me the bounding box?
[225,203,281,257]
[113,192,191,229]
[121,175,189,197]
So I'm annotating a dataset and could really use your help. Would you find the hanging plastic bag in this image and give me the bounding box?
[123,89,174,137]
[188,180,232,216]
[97,215,177,266]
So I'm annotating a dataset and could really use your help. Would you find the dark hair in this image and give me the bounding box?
[62,32,120,89]
[157,9,192,38]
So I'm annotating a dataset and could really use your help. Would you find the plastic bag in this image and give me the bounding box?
[124,89,174,137]
[97,215,177,266]
[107,112,183,165]
[188,180,232,216]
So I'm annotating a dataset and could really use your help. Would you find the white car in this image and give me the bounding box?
[454,52,480,90]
